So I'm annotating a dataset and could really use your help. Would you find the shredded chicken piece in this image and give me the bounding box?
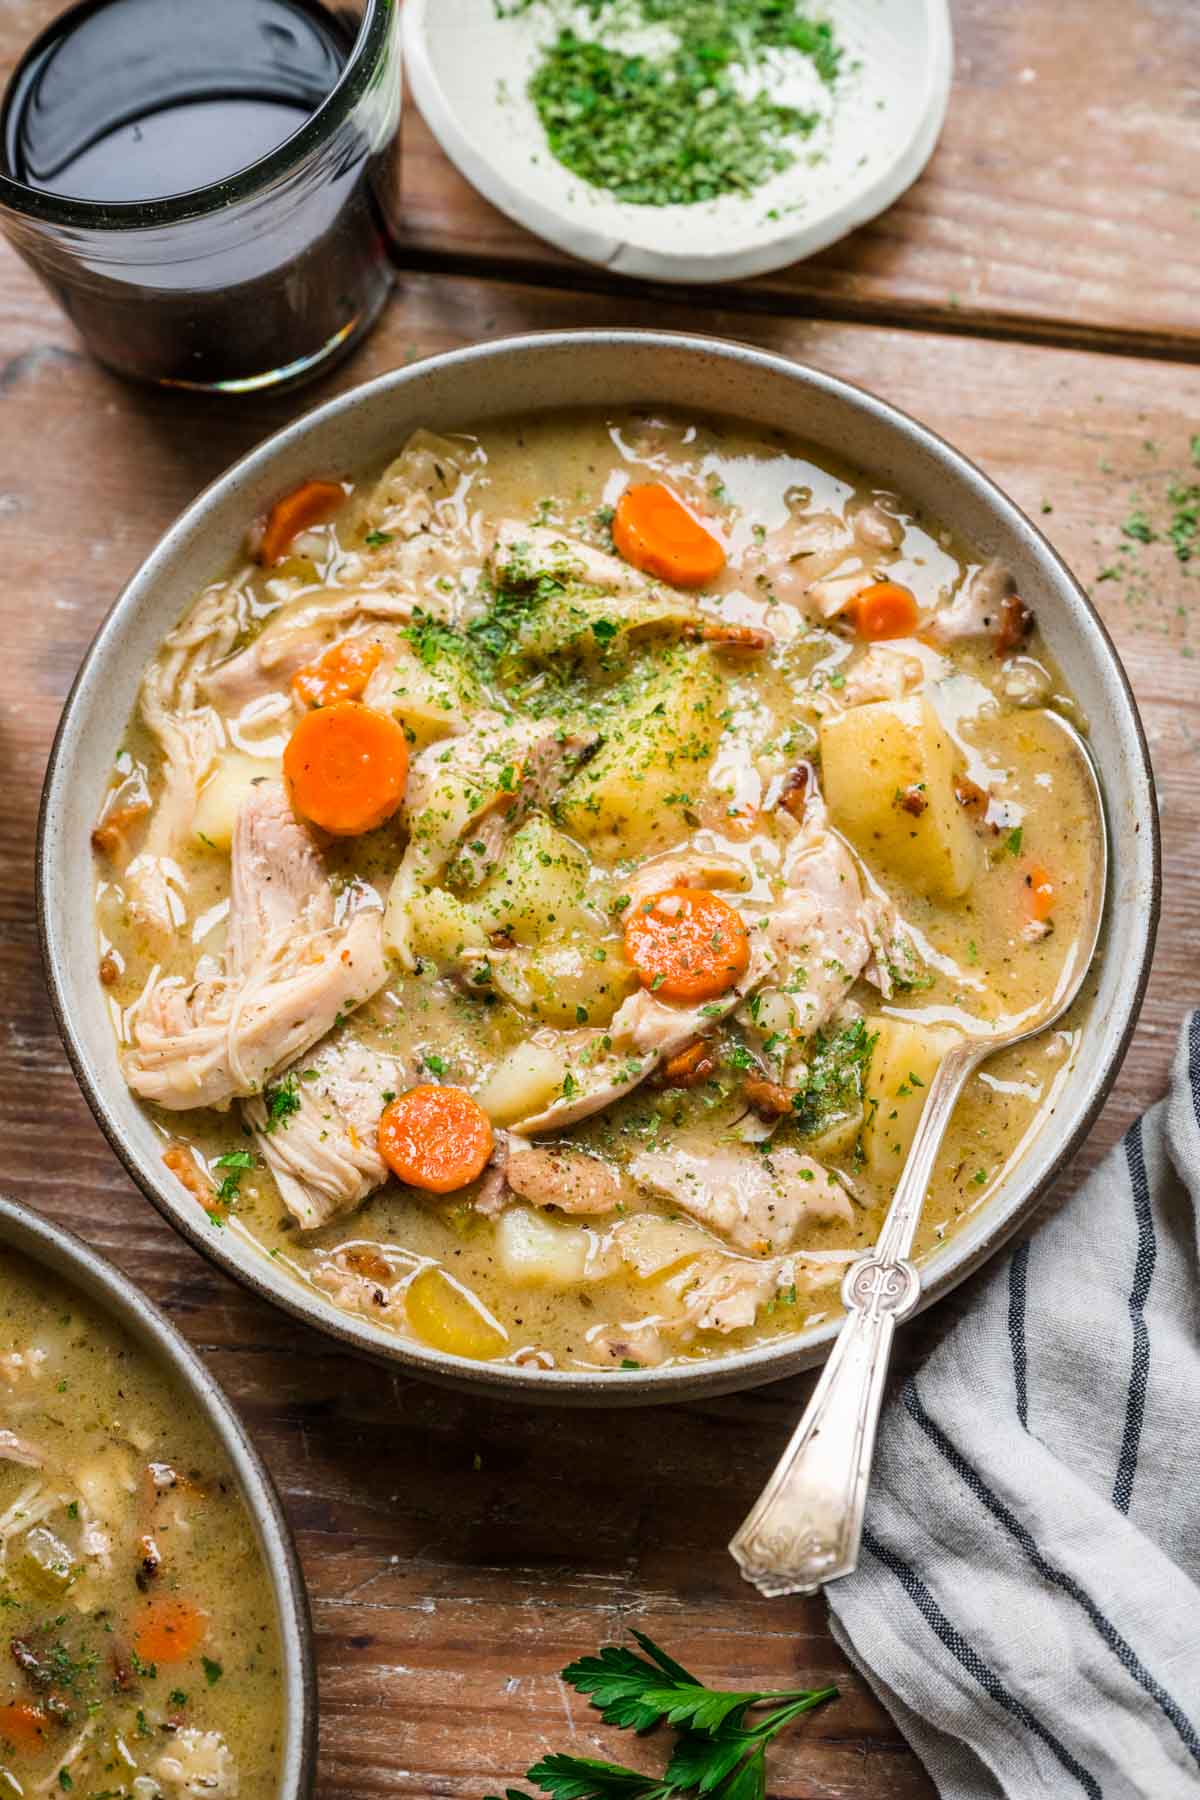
[124,784,386,1111]
[668,1246,855,1333]
[851,500,904,552]
[203,608,407,713]
[630,1144,852,1256]
[926,559,1031,646]
[0,1428,45,1468]
[364,428,476,538]
[0,1482,59,1563]
[0,1347,46,1386]
[123,580,248,934]
[154,1727,239,1797]
[810,645,923,713]
[506,1147,627,1216]
[245,1038,401,1230]
[586,1322,669,1368]
[805,566,876,620]
[490,519,653,598]
[473,1136,512,1220]
[33,1722,95,1797]
[741,510,853,611]
[310,1247,413,1324]
[584,1238,859,1363]
[619,848,751,911]
[748,828,874,1054]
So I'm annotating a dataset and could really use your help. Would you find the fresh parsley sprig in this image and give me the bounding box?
[483,1632,836,1800]
[562,1629,821,1736]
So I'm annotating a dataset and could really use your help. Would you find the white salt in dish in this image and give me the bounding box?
[402,0,953,284]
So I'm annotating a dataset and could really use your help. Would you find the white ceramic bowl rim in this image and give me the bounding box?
[0,1193,317,1795]
[37,330,1160,1405]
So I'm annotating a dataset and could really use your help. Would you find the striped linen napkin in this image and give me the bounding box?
[826,1011,1200,1799]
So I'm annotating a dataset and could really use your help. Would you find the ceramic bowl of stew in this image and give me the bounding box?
[0,1192,316,1795]
[37,332,1159,1404]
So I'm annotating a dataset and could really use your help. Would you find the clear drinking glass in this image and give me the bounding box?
[0,0,402,393]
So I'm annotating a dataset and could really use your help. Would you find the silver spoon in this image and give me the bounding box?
[729,714,1106,1599]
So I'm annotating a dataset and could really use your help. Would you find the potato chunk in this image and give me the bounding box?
[820,696,978,900]
[404,1267,506,1360]
[488,936,637,1028]
[557,647,724,856]
[192,752,281,852]
[495,1206,595,1288]
[861,1015,960,1179]
[476,1042,566,1125]
[473,815,592,945]
[405,887,488,967]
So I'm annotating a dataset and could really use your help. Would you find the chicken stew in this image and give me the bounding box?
[94,409,1100,1372]
[0,1250,284,1796]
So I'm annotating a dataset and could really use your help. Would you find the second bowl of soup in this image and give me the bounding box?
[0,1194,315,1796]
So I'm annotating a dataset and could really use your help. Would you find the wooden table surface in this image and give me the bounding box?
[2,4,1199,1794]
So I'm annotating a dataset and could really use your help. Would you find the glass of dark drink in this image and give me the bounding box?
[0,0,402,392]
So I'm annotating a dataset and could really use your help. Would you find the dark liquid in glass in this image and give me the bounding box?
[0,0,400,390]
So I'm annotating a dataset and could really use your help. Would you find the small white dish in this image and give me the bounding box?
[403,0,953,284]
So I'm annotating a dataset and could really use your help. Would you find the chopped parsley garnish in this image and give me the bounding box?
[262,1074,301,1132]
[791,1019,877,1139]
[365,529,394,548]
[403,608,467,668]
[213,1148,255,1205]
[201,1656,224,1688]
[509,0,840,208]
[1005,826,1024,856]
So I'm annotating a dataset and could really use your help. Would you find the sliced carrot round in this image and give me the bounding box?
[379,1086,495,1195]
[258,479,345,565]
[623,887,750,1003]
[1026,861,1056,922]
[851,580,920,640]
[292,637,383,709]
[133,1595,207,1665]
[613,483,726,589]
[283,701,408,837]
[0,1701,50,1752]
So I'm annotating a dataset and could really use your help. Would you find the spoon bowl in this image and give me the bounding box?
[730,714,1106,1597]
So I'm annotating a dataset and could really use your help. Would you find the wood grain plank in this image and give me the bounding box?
[396,0,1200,356]
[2,258,1199,1797]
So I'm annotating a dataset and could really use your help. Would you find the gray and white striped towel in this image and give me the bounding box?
[827,1011,1200,1799]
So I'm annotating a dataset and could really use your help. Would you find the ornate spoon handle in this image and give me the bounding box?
[729,1044,977,1598]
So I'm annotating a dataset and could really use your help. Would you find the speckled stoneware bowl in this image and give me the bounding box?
[0,1193,317,1794]
[38,332,1160,1405]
